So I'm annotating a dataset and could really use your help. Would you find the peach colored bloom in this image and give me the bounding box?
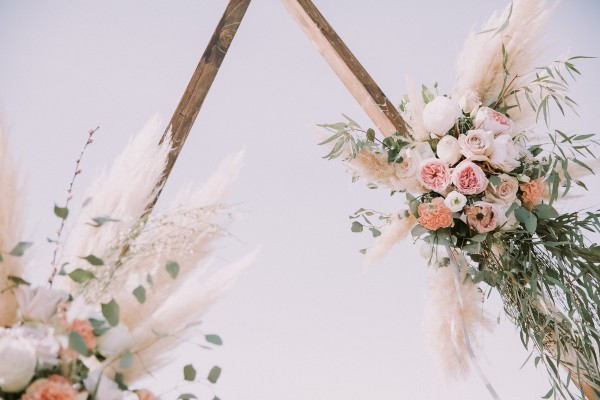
[451,160,489,195]
[520,178,545,208]
[68,319,96,350]
[136,390,160,400]
[417,158,451,193]
[418,198,453,231]
[22,375,78,400]
[463,204,499,233]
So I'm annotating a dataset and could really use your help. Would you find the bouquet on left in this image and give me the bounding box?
[0,117,255,400]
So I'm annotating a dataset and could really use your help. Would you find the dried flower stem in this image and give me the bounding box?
[48,126,99,287]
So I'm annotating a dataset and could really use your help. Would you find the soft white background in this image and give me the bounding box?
[1,1,599,399]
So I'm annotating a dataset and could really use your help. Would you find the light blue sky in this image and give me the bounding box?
[1,1,599,399]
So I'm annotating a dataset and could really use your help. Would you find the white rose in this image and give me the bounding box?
[436,136,461,165]
[489,135,520,172]
[16,286,67,323]
[458,129,494,161]
[12,326,60,368]
[423,96,460,137]
[444,191,467,212]
[474,107,514,136]
[458,89,481,114]
[484,174,519,204]
[0,331,37,392]
[97,324,132,357]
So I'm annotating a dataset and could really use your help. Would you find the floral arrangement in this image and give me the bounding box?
[319,0,599,398]
[0,118,255,399]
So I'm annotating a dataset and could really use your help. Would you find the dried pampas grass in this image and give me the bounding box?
[453,0,554,116]
[365,213,416,267]
[0,119,25,326]
[423,265,493,380]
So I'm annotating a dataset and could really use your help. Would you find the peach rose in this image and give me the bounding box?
[68,319,96,350]
[418,197,454,231]
[136,390,160,400]
[451,160,489,195]
[520,178,545,208]
[22,375,78,400]
[417,158,451,193]
[462,203,500,233]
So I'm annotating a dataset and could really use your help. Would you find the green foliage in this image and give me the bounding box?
[9,241,33,257]
[69,331,90,356]
[205,334,223,346]
[207,366,222,384]
[69,268,95,283]
[88,216,119,227]
[133,285,146,304]
[81,254,104,266]
[178,394,197,400]
[101,299,120,327]
[166,260,180,279]
[119,350,133,369]
[7,275,30,287]
[183,364,197,381]
[54,204,69,219]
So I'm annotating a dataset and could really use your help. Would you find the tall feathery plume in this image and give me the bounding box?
[403,76,430,142]
[453,0,554,132]
[0,119,24,326]
[113,151,245,328]
[57,116,170,292]
[423,265,493,380]
[364,213,416,267]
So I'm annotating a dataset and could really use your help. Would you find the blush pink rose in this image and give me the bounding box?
[451,160,489,195]
[22,375,78,400]
[417,158,451,193]
[136,390,160,400]
[462,203,500,233]
[418,197,454,231]
[474,107,514,136]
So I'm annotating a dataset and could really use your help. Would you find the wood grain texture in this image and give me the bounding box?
[150,0,251,210]
[281,0,408,137]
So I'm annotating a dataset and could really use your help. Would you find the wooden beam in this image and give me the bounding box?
[281,0,408,137]
[149,0,251,210]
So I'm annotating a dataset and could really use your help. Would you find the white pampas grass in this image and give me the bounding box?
[365,212,416,267]
[404,76,430,142]
[112,249,257,383]
[57,116,171,292]
[423,264,493,380]
[453,0,554,117]
[0,119,25,326]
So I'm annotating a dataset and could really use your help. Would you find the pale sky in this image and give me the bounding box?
[1,1,600,399]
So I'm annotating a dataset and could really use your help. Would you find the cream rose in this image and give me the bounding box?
[458,89,481,114]
[436,136,461,165]
[417,158,451,193]
[484,174,519,204]
[451,160,489,195]
[474,107,514,136]
[458,129,494,161]
[0,331,37,392]
[488,135,520,172]
[423,96,460,137]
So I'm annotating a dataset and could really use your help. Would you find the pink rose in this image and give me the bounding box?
[418,197,453,231]
[451,160,489,195]
[474,107,514,136]
[417,158,451,193]
[22,375,78,400]
[462,202,501,233]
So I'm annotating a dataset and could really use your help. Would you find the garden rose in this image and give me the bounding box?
[436,136,461,165]
[423,96,460,137]
[458,89,481,114]
[484,174,519,204]
[451,160,489,195]
[16,286,67,323]
[444,191,467,212]
[488,135,520,172]
[458,129,494,161]
[13,326,60,368]
[417,158,451,193]
[0,331,37,392]
[393,143,435,193]
[418,198,453,231]
[22,375,78,400]
[474,107,514,136]
[462,202,502,233]
[520,178,545,207]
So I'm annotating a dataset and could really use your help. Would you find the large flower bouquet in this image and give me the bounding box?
[0,118,254,400]
[319,1,599,398]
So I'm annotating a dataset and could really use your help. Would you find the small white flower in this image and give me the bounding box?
[0,330,37,393]
[444,191,467,212]
[423,96,460,137]
[458,89,481,114]
[436,136,462,165]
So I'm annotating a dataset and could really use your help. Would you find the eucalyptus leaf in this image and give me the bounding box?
[515,207,537,233]
[133,285,146,304]
[166,260,180,279]
[102,299,120,327]
[9,242,33,257]
[68,269,95,283]
[69,330,89,356]
[351,221,363,233]
[82,254,104,266]
[205,334,223,346]
[183,364,197,381]
[207,366,222,384]
[54,204,69,219]
[119,350,133,369]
